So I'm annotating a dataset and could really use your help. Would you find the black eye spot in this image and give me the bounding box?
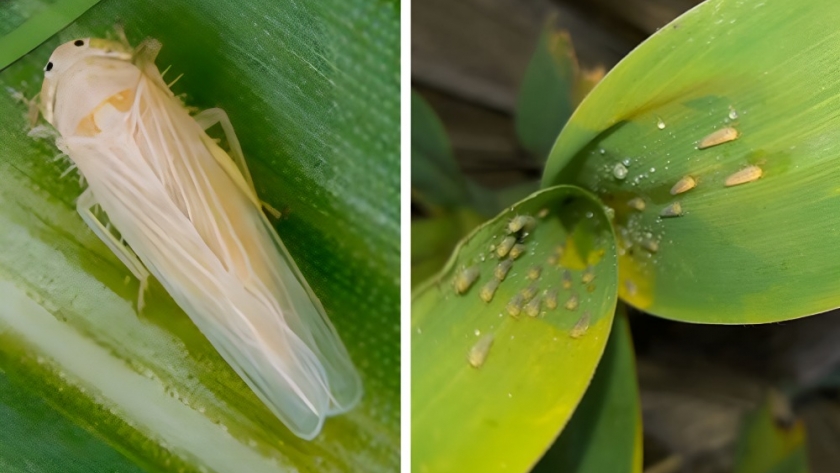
[45,62,53,72]
[74,39,84,47]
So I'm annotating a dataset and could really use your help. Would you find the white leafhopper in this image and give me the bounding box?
[36,36,362,440]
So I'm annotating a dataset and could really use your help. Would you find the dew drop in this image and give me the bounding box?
[657,118,666,130]
[613,163,628,179]
[728,108,739,120]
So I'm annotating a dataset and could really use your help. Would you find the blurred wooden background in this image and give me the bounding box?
[412,1,840,471]
[412,0,696,188]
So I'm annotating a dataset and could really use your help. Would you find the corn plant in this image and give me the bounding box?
[412,0,825,471]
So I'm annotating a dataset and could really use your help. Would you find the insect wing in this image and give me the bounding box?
[59,63,361,439]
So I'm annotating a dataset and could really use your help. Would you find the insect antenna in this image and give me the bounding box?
[111,23,130,48]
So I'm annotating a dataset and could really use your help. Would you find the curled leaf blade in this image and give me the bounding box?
[412,185,618,473]
[543,0,840,323]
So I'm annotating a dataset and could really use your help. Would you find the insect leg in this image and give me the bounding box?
[192,108,255,192]
[194,108,279,216]
[26,92,41,127]
[132,38,162,70]
[112,23,130,49]
[77,189,151,311]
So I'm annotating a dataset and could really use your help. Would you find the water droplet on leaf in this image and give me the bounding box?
[613,163,629,179]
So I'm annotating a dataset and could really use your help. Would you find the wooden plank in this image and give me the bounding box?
[637,356,765,472]
[799,398,840,473]
[415,86,540,188]
[412,0,631,111]
[768,309,840,386]
[557,0,702,35]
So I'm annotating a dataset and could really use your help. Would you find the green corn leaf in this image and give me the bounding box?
[412,90,470,209]
[543,0,840,323]
[0,0,101,70]
[533,308,642,473]
[0,369,145,473]
[412,185,618,473]
[515,17,605,162]
[515,19,577,160]
[0,0,399,471]
[734,392,809,473]
[411,208,486,289]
